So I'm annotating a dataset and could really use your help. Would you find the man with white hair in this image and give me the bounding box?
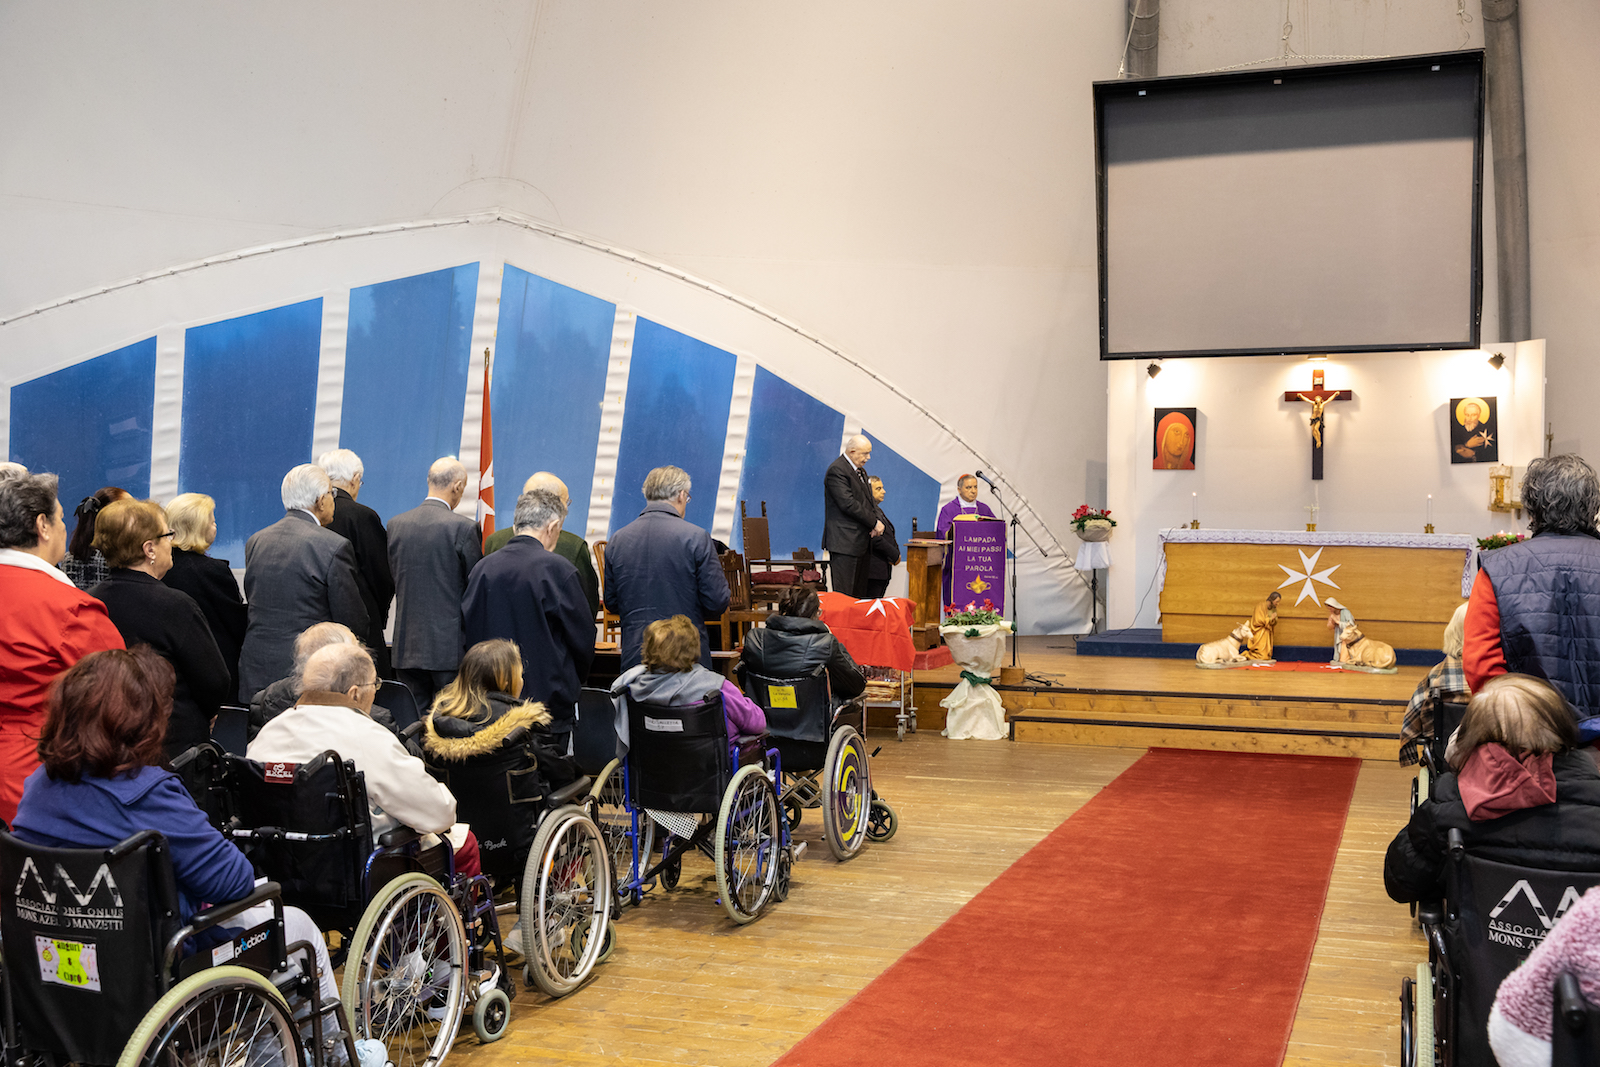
[605,465,730,670]
[463,489,596,747]
[249,644,459,845]
[318,448,395,677]
[483,471,600,617]
[386,456,482,705]
[822,434,884,597]
[238,464,367,702]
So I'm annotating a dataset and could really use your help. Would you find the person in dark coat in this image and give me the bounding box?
[741,583,867,700]
[863,474,901,600]
[422,639,578,885]
[822,435,882,598]
[1384,674,1600,905]
[462,489,596,747]
[88,498,230,757]
[386,457,482,705]
[1465,454,1600,720]
[319,449,396,679]
[604,465,730,671]
[162,492,248,700]
[483,472,601,619]
[238,465,368,702]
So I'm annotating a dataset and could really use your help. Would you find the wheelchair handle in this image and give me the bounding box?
[229,826,340,842]
[1558,971,1590,1031]
[106,828,168,861]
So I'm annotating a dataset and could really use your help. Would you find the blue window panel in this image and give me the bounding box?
[9,337,157,516]
[861,429,941,550]
[736,366,845,556]
[341,264,478,524]
[612,318,737,535]
[492,266,615,535]
[180,300,322,566]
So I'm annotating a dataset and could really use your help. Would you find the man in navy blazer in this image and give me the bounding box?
[387,457,483,705]
[238,465,368,701]
[462,489,595,746]
[605,465,731,670]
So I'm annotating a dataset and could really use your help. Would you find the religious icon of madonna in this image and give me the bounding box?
[1153,408,1197,470]
[1449,396,1498,464]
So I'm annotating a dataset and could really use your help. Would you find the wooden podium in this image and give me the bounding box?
[906,534,950,650]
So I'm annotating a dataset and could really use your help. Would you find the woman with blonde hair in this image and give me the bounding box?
[1398,601,1472,765]
[88,498,229,757]
[1384,673,1600,905]
[422,639,577,885]
[161,492,247,697]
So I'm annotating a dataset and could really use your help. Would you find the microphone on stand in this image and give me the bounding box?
[973,470,997,490]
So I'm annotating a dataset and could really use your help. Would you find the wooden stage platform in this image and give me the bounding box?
[905,635,1421,760]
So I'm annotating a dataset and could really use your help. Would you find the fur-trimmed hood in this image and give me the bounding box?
[423,692,551,761]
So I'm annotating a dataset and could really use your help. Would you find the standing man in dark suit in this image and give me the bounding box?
[863,474,901,599]
[605,465,730,670]
[822,434,883,598]
[238,464,368,702]
[387,456,482,705]
[462,488,596,751]
[482,471,601,618]
[318,448,395,678]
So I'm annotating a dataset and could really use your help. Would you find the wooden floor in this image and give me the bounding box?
[441,731,1423,1067]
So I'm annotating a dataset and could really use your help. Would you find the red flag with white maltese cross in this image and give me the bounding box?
[476,350,494,547]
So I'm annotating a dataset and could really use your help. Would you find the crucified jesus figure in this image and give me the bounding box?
[1297,392,1330,448]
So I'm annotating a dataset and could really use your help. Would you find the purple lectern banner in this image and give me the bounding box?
[949,519,1006,614]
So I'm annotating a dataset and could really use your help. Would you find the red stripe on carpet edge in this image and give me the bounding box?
[772,747,1361,1067]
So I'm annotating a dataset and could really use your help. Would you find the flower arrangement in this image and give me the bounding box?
[943,599,1008,635]
[1477,532,1527,551]
[1071,506,1115,532]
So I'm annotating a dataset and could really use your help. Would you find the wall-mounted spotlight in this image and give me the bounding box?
[1306,354,1328,362]
[1147,362,1162,378]
[1488,352,1506,369]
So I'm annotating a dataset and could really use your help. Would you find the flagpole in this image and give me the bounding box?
[477,347,495,548]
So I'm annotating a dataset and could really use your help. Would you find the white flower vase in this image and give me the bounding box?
[1076,518,1114,542]
[939,622,1011,740]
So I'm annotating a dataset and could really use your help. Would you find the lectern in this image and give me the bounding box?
[905,534,948,650]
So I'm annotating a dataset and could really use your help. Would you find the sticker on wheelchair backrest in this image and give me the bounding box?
[263,762,298,783]
[643,716,684,732]
[768,685,797,708]
[36,936,101,992]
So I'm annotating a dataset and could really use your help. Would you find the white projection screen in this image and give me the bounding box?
[1096,52,1484,360]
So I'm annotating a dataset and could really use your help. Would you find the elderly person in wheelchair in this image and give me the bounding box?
[7,647,345,1066]
[614,614,767,740]
[737,584,895,860]
[740,583,866,702]
[1386,674,1600,1067]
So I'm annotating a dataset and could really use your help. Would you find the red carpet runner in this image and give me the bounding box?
[773,748,1361,1067]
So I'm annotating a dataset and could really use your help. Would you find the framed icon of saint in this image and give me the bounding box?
[1153,408,1197,470]
[1449,396,1498,464]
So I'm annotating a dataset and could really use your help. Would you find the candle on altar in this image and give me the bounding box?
[1427,495,1433,524]
[1191,493,1197,521]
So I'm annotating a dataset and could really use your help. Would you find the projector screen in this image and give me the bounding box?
[1096,52,1484,360]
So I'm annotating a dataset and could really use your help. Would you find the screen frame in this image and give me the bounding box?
[1094,50,1485,362]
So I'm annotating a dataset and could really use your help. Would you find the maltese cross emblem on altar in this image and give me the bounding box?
[1277,548,1342,606]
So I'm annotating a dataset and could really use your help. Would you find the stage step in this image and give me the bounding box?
[909,680,1404,759]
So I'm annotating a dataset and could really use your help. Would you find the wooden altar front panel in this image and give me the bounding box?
[1160,542,1468,649]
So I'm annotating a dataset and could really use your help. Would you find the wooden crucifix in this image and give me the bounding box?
[1283,368,1352,480]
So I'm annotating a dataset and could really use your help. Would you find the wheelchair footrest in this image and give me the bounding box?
[791,841,806,863]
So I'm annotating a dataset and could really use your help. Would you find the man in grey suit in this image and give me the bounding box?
[605,465,730,670]
[386,456,482,705]
[238,464,368,701]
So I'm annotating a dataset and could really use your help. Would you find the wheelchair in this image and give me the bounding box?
[737,667,897,860]
[1401,828,1600,1067]
[585,688,800,924]
[0,826,354,1067]
[416,720,615,997]
[173,741,535,1062]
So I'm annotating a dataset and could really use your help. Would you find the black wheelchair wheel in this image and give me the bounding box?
[661,854,682,890]
[715,765,782,924]
[118,966,298,1067]
[783,795,804,831]
[822,725,871,862]
[866,798,898,842]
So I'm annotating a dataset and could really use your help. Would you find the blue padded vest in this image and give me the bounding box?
[1479,532,1600,718]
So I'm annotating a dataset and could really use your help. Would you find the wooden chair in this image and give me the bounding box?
[740,500,826,608]
[714,550,770,654]
[593,539,620,643]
